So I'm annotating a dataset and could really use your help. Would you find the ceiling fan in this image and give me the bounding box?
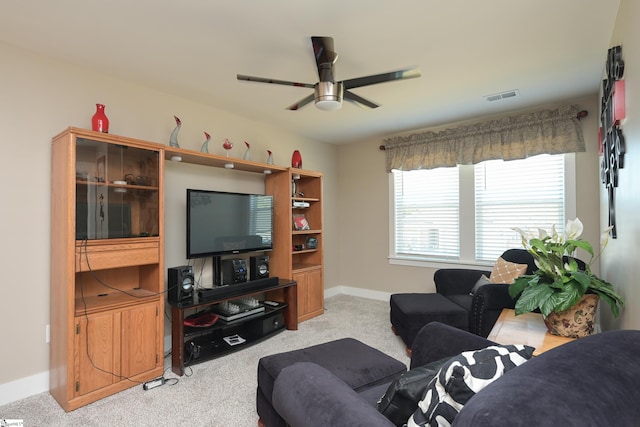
[237,36,421,111]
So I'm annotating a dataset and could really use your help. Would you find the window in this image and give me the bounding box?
[249,195,274,245]
[392,154,568,265]
[393,167,459,259]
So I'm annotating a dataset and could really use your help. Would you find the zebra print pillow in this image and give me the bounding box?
[407,344,534,427]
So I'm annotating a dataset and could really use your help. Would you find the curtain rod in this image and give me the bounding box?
[379,109,589,151]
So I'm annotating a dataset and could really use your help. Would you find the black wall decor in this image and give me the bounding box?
[600,45,626,239]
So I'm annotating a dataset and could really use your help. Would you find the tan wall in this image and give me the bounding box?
[0,42,338,386]
[600,0,640,331]
[336,94,602,295]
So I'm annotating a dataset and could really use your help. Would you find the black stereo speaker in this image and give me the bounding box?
[221,258,247,284]
[168,265,195,305]
[250,255,270,280]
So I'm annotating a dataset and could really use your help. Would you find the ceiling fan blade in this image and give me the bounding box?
[311,36,338,66]
[286,93,316,111]
[342,67,421,89]
[344,90,379,109]
[237,74,314,89]
[311,36,338,82]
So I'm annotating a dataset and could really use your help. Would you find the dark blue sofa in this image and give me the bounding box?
[272,322,640,426]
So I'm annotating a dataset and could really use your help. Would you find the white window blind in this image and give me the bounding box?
[474,154,565,262]
[393,168,459,258]
[392,154,566,264]
[249,195,274,245]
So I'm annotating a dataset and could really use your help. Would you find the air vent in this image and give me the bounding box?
[484,89,519,102]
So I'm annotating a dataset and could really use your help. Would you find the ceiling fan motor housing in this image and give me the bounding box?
[314,81,343,111]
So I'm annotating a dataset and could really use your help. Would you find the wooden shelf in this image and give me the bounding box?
[291,167,322,178]
[165,146,288,174]
[266,168,324,323]
[292,263,322,272]
[292,197,320,203]
[292,249,318,255]
[76,180,159,192]
[292,229,322,235]
[75,289,160,316]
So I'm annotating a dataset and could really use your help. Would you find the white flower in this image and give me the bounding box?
[513,227,528,239]
[537,228,548,240]
[550,224,560,243]
[601,226,614,250]
[563,218,584,240]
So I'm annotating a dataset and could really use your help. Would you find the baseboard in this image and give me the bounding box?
[0,371,49,406]
[325,285,391,302]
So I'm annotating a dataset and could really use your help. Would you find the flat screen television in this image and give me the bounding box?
[186,189,274,259]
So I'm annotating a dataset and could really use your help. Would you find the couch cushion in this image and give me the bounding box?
[489,257,527,284]
[390,293,469,347]
[258,338,406,408]
[445,294,473,312]
[453,330,640,426]
[408,344,534,426]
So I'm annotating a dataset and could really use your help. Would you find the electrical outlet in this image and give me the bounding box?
[46,324,50,343]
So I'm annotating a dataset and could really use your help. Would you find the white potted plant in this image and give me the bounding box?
[509,218,624,338]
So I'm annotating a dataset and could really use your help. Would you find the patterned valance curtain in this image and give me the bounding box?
[383,104,585,172]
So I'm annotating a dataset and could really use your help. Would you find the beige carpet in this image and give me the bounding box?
[0,294,410,426]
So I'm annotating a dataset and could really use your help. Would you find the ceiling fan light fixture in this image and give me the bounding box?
[314,82,343,111]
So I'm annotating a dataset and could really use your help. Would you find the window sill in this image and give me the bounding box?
[388,255,493,271]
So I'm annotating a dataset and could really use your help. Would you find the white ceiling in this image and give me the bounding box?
[0,0,620,144]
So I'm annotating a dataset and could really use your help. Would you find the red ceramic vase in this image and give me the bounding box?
[92,103,109,133]
[291,150,302,168]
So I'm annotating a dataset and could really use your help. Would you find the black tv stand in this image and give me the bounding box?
[169,278,297,376]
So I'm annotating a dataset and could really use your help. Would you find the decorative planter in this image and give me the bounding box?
[543,294,599,338]
[91,103,109,133]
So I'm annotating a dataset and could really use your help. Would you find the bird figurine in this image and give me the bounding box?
[222,139,233,157]
[266,150,274,165]
[200,131,211,153]
[169,116,181,148]
[243,141,251,160]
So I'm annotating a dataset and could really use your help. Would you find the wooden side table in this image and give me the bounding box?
[488,309,575,356]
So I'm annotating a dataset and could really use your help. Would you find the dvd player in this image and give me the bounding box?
[197,277,280,303]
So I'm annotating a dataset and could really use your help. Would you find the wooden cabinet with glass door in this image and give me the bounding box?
[50,128,165,411]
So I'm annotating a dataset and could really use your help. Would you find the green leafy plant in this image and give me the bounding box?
[509,218,624,317]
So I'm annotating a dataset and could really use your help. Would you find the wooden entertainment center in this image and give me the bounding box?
[50,127,324,410]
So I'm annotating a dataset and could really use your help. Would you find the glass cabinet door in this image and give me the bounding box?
[75,138,160,240]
